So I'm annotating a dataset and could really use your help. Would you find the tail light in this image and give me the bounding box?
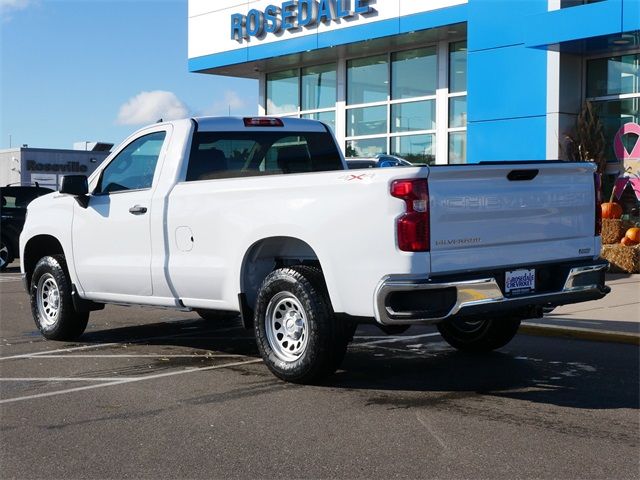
[594,173,602,236]
[391,179,430,252]
[243,117,284,127]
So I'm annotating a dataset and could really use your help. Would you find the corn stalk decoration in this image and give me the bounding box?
[563,101,607,177]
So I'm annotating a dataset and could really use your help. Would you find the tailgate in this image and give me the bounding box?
[428,162,598,274]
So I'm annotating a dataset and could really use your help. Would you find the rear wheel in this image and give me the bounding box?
[437,316,521,352]
[254,265,350,383]
[0,237,13,270]
[30,255,89,340]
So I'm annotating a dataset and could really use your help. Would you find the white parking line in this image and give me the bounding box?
[21,354,247,359]
[0,274,22,283]
[355,332,441,346]
[0,343,121,361]
[0,358,263,405]
[0,325,244,362]
[0,377,141,382]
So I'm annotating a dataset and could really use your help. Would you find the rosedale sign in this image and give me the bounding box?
[231,0,377,41]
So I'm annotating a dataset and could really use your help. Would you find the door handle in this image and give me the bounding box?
[129,205,148,215]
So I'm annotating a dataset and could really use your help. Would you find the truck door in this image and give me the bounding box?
[72,130,168,298]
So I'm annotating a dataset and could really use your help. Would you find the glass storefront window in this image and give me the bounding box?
[347,55,388,105]
[587,52,640,164]
[593,98,640,161]
[449,132,467,164]
[346,138,387,158]
[391,101,435,133]
[302,111,336,133]
[392,47,437,99]
[347,105,387,137]
[263,40,467,164]
[302,64,337,111]
[449,42,467,93]
[266,69,299,114]
[587,54,639,98]
[562,0,605,7]
[391,135,435,165]
[449,96,467,128]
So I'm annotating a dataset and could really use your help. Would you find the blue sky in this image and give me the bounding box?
[0,0,258,149]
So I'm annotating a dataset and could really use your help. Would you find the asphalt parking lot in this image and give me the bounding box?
[1,264,639,479]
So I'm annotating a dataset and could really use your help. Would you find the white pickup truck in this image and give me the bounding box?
[20,117,609,383]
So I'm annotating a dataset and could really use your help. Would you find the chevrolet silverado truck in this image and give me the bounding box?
[20,117,610,383]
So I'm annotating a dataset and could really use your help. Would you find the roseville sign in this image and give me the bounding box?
[231,0,376,41]
[26,160,88,173]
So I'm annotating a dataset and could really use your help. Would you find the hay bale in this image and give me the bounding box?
[601,219,634,244]
[601,244,640,273]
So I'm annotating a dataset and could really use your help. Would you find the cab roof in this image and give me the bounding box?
[193,116,329,133]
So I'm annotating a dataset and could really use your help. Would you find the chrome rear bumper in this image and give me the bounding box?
[374,261,610,326]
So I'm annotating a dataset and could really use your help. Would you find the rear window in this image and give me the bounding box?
[185,131,343,182]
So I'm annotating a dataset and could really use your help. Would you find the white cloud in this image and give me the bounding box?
[202,90,248,117]
[266,98,297,116]
[0,0,31,11]
[0,0,32,20]
[117,90,189,126]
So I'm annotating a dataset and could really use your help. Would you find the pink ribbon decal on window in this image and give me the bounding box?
[614,122,640,160]
[613,122,640,201]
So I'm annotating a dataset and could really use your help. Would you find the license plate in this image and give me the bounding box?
[505,269,535,294]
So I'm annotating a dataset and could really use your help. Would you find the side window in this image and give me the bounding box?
[97,131,166,194]
[1,193,17,209]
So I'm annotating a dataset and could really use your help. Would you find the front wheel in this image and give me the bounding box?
[0,237,13,270]
[30,255,89,340]
[254,266,350,384]
[437,316,521,352]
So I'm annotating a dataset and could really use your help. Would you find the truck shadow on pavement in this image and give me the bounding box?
[332,334,640,411]
[76,316,259,357]
[53,318,639,412]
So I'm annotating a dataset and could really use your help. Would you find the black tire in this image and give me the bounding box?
[30,255,89,341]
[195,309,239,322]
[254,265,350,384]
[437,316,521,353]
[0,236,13,271]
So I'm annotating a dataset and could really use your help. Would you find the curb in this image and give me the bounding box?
[520,323,640,346]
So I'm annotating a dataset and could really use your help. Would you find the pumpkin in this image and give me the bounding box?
[625,227,640,244]
[620,236,638,247]
[601,202,623,219]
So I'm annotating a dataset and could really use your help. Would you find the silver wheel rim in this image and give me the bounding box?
[0,242,8,269]
[37,273,61,328]
[265,292,309,362]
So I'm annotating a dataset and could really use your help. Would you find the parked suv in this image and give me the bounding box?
[1,185,53,270]
[346,154,414,169]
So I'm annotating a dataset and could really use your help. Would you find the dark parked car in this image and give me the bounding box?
[1,185,54,270]
[346,154,414,169]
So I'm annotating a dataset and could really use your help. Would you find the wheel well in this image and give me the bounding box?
[240,237,322,309]
[23,235,64,286]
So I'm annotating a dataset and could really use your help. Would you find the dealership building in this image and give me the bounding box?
[188,0,639,166]
[0,143,112,189]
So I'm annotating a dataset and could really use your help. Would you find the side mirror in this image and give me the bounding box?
[59,175,88,196]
